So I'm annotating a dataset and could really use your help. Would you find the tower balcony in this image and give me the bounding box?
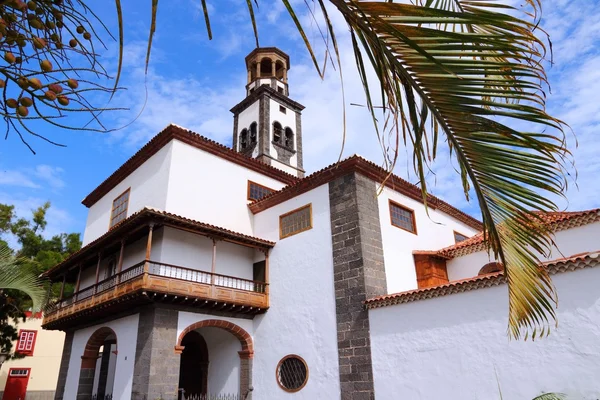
[42,208,274,330]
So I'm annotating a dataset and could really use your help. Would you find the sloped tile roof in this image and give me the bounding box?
[365,251,600,309]
[435,209,600,259]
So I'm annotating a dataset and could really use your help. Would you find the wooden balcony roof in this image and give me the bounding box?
[43,207,275,279]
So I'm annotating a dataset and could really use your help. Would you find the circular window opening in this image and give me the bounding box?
[276,355,308,392]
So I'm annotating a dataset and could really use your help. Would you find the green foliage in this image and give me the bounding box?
[0,201,81,357]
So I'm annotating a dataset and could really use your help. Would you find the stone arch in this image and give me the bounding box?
[284,127,294,149]
[275,60,285,80]
[175,319,253,398]
[260,57,273,76]
[272,121,283,144]
[240,128,249,149]
[78,327,118,399]
[249,122,257,144]
[176,319,253,354]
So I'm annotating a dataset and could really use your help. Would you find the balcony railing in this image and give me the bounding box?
[45,260,267,318]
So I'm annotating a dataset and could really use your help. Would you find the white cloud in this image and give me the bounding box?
[0,169,40,189]
[32,165,66,190]
[99,0,600,220]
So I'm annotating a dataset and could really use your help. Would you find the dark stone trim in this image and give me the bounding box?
[272,140,296,164]
[231,85,304,114]
[232,113,239,151]
[258,94,271,163]
[54,331,74,400]
[295,111,304,177]
[131,306,180,400]
[76,368,95,400]
[329,172,386,400]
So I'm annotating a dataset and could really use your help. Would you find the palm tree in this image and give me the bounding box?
[0,247,46,313]
[128,0,567,339]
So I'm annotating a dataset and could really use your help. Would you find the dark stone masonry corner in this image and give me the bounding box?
[329,172,387,400]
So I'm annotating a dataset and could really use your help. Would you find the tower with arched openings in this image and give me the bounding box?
[231,47,305,178]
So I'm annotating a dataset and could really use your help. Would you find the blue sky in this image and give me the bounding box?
[1,0,599,241]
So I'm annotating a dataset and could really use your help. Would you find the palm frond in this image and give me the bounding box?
[0,247,46,312]
[323,0,568,339]
[532,394,567,400]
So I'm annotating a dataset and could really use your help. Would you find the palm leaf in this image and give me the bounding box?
[533,394,567,400]
[0,247,46,312]
[323,0,568,339]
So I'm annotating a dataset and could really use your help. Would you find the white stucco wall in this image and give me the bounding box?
[199,327,242,395]
[63,314,139,400]
[369,266,600,399]
[83,143,174,245]
[252,184,341,399]
[165,139,287,235]
[447,222,600,281]
[237,101,260,151]
[378,187,480,294]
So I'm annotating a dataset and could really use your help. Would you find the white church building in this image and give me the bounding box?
[43,48,600,400]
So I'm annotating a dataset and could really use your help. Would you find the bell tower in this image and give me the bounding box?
[231,47,305,178]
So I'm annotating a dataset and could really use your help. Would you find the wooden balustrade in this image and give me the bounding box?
[44,260,268,325]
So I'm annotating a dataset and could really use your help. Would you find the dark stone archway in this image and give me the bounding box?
[77,327,117,400]
[178,331,209,399]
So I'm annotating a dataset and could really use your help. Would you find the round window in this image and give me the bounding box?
[276,355,308,392]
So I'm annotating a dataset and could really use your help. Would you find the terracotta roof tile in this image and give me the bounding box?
[435,209,600,258]
[249,155,483,231]
[82,124,299,207]
[365,250,600,309]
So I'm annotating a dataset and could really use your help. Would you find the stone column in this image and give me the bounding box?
[329,172,387,400]
[54,331,74,400]
[131,306,181,400]
[239,351,253,400]
[76,367,95,400]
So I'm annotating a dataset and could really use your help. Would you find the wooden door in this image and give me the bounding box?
[4,368,31,400]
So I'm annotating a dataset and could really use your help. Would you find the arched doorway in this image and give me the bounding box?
[77,327,118,400]
[176,320,253,398]
[178,331,209,399]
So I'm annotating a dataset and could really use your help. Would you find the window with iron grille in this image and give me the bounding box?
[454,231,469,243]
[9,369,29,376]
[389,200,416,234]
[280,204,312,239]
[16,330,37,356]
[248,181,275,202]
[277,355,308,392]
[110,188,130,228]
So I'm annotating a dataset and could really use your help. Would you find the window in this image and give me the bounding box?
[273,121,283,144]
[9,369,29,376]
[240,128,249,149]
[277,86,284,94]
[284,127,294,149]
[454,231,469,243]
[16,330,37,356]
[110,188,130,228]
[478,262,503,275]
[280,204,312,239]
[248,181,275,202]
[277,355,308,392]
[279,105,286,114]
[249,122,257,144]
[389,200,416,234]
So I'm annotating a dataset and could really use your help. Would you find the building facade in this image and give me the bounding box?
[0,312,65,400]
[44,48,600,400]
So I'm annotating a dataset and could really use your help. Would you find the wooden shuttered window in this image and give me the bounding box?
[16,330,37,356]
[110,188,130,228]
[279,204,312,239]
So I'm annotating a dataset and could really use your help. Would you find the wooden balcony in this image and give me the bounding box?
[42,260,269,330]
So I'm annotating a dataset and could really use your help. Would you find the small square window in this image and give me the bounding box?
[454,231,469,243]
[248,181,275,202]
[389,200,416,234]
[279,105,286,114]
[280,204,312,239]
[16,330,37,356]
[277,87,284,94]
[110,188,130,229]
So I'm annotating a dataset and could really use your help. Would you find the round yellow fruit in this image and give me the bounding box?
[17,105,29,117]
[40,59,52,72]
[20,97,33,107]
[6,98,18,108]
[28,78,43,90]
[57,96,69,106]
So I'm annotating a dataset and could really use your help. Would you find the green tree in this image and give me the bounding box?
[0,202,81,357]
[2,0,571,338]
